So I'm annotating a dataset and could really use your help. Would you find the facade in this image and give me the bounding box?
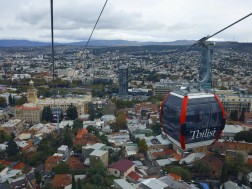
[219,94,252,112]
[153,82,173,96]
[108,159,135,178]
[37,95,92,117]
[0,119,25,135]
[15,103,41,124]
[118,66,128,95]
[89,149,109,167]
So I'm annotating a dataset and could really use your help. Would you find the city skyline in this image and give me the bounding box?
[0,0,251,43]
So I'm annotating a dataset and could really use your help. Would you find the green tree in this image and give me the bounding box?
[8,94,13,106]
[6,138,19,157]
[88,102,95,121]
[0,97,6,107]
[52,162,70,174]
[239,108,246,123]
[192,160,211,177]
[151,123,161,136]
[234,131,252,142]
[66,104,78,120]
[220,162,228,184]
[233,110,238,121]
[72,119,83,134]
[15,96,27,106]
[168,166,191,182]
[77,178,82,189]
[72,174,76,189]
[86,125,99,136]
[41,106,52,122]
[62,126,73,147]
[91,174,104,186]
[138,139,148,154]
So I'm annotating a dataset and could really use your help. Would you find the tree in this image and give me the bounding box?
[72,174,76,189]
[77,178,82,189]
[151,123,161,136]
[88,102,95,121]
[168,166,191,182]
[0,97,6,107]
[239,108,246,123]
[66,104,78,120]
[52,162,70,174]
[15,96,27,106]
[41,106,52,122]
[8,94,13,106]
[62,126,73,147]
[234,131,252,142]
[6,138,19,157]
[192,160,211,177]
[233,110,238,121]
[116,112,127,130]
[220,162,228,184]
[72,119,83,134]
[138,139,148,154]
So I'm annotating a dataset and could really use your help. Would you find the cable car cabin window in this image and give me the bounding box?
[162,95,182,142]
[186,97,222,144]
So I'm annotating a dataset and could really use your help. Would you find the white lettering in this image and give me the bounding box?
[189,128,216,140]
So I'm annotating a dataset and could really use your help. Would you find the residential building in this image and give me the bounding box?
[108,159,135,178]
[37,95,91,117]
[89,149,109,167]
[219,94,252,112]
[0,119,25,135]
[52,174,72,189]
[44,156,61,171]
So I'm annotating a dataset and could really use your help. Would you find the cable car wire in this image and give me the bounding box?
[83,0,108,52]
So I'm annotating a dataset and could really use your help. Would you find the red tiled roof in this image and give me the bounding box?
[109,159,134,173]
[67,156,84,170]
[127,171,141,182]
[168,173,181,181]
[248,158,252,165]
[172,153,182,161]
[0,160,11,166]
[45,156,61,163]
[76,128,88,139]
[52,174,72,188]
[16,105,40,111]
[13,162,26,170]
[201,156,223,171]
[151,149,175,158]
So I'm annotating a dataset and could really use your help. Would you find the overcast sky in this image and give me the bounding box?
[0,0,251,42]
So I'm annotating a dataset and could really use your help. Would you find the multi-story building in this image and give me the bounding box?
[118,66,128,95]
[0,119,25,135]
[219,94,252,112]
[89,149,109,167]
[37,96,91,117]
[199,43,214,89]
[15,103,41,124]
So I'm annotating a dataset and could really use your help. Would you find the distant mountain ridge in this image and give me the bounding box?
[0,39,250,47]
[0,39,196,47]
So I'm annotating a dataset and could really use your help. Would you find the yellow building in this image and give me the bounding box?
[15,103,41,124]
[37,96,91,117]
